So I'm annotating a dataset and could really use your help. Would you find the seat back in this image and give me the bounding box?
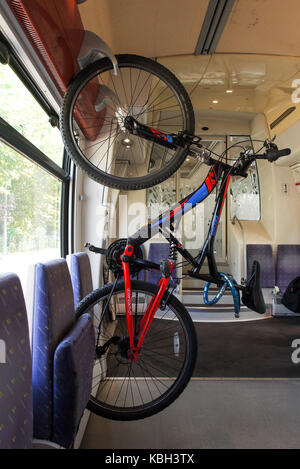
[70,252,93,307]
[52,313,94,448]
[32,258,95,448]
[147,243,177,286]
[0,273,32,449]
[246,244,275,288]
[276,245,300,292]
[32,259,75,442]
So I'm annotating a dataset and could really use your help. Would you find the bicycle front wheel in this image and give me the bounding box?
[60,54,194,190]
[76,280,197,421]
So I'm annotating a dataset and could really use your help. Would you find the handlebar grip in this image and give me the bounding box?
[84,242,107,255]
[267,148,291,162]
[276,148,291,157]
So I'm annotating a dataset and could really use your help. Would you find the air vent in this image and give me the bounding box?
[270,107,296,130]
[7,0,64,94]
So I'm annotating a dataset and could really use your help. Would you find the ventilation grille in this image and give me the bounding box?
[7,0,65,94]
[270,107,296,130]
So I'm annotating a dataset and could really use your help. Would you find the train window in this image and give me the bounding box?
[0,58,69,323]
[0,63,63,166]
[147,174,177,217]
[0,141,61,282]
[229,136,261,221]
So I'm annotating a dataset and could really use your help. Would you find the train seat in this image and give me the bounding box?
[70,252,93,308]
[276,245,300,293]
[246,244,275,288]
[0,273,32,449]
[32,259,95,448]
[273,245,300,316]
[246,244,275,306]
[147,242,177,287]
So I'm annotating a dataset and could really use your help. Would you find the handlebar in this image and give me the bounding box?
[125,118,291,175]
[84,242,107,255]
[194,143,291,177]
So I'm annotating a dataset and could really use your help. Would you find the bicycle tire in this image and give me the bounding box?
[76,280,197,420]
[60,54,195,190]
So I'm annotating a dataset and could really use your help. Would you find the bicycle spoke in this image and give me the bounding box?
[131,364,145,406]
[130,71,153,110]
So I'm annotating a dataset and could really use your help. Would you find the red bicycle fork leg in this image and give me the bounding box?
[134,277,170,358]
[136,277,168,337]
[121,245,172,362]
[121,245,135,353]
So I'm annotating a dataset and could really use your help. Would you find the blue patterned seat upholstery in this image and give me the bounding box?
[0,273,32,449]
[246,244,275,288]
[276,245,300,292]
[32,259,95,448]
[147,243,177,286]
[52,313,94,448]
[70,252,93,307]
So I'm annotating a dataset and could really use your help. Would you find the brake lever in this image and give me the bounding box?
[264,139,278,151]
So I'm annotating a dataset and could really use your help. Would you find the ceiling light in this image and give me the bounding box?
[226,89,233,94]
[212,100,219,104]
[121,137,133,148]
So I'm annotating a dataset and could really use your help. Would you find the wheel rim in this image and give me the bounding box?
[68,60,189,184]
[86,287,190,415]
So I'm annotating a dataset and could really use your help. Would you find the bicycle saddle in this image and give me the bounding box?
[242,260,266,315]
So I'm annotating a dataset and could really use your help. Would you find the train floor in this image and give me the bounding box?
[81,316,300,449]
[80,378,300,449]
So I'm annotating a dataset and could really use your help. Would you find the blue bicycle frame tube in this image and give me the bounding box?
[128,164,232,286]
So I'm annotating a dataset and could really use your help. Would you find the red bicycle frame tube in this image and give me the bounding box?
[121,245,173,362]
[121,245,135,353]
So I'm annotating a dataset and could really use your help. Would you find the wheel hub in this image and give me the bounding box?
[115,336,138,364]
[116,107,129,132]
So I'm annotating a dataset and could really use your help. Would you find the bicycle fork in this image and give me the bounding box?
[121,245,173,362]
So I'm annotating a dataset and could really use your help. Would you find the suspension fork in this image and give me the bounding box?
[121,245,172,362]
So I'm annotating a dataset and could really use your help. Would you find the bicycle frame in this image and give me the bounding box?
[100,117,276,359]
[86,122,283,364]
[121,161,233,361]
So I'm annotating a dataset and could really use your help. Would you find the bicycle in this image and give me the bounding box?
[74,134,291,421]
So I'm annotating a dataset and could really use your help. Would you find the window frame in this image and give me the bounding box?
[0,31,57,124]
[0,32,71,258]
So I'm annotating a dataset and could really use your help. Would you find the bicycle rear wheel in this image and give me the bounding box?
[76,280,197,421]
[60,54,194,190]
